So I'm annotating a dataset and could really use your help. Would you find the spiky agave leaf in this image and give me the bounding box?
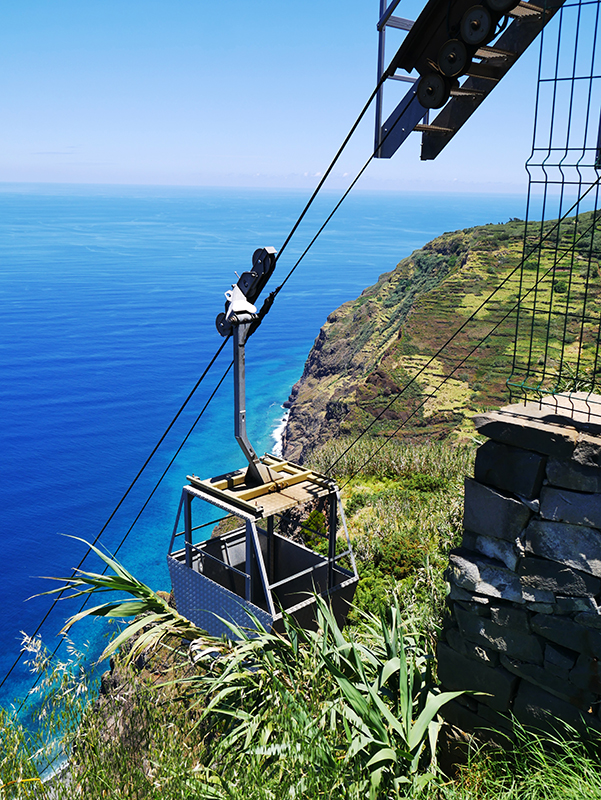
[311,593,463,788]
[34,535,210,663]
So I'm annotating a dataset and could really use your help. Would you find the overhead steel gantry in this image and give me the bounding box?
[375,0,566,160]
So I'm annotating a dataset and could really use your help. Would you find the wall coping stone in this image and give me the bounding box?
[473,411,579,457]
[497,393,601,435]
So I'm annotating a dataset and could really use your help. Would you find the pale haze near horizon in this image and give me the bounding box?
[0,1,539,194]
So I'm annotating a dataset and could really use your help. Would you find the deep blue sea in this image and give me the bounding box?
[0,183,525,706]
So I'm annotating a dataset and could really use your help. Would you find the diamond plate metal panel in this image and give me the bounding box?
[167,555,273,638]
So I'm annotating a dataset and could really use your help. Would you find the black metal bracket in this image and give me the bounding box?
[216,246,278,486]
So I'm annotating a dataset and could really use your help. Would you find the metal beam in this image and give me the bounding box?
[374,0,415,156]
[420,0,567,159]
[377,84,428,159]
[233,322,273,485]
[377,0,404,30]
[386,15,414,31]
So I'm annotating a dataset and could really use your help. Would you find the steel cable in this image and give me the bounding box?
[0,337,230,693]
[12,360,234,718]
[7,52,438,715]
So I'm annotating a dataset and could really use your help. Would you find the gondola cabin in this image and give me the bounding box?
[167,456,358,637]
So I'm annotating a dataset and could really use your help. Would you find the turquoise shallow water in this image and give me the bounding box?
[0,183,525,704]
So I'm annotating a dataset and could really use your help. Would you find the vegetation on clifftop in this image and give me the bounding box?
[282,213,601,464]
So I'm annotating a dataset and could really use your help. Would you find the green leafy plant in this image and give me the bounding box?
[38,536,208,663]
[36,540,462,798]
[313,597,462,798]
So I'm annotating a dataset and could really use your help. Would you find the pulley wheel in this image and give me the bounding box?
[215,311,230,337]
[484,0,518,12]
[438,39,470,77]
[417,73,451,109]
[460,5,493,45]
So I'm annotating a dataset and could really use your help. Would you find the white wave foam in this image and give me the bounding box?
[271,408,290,457]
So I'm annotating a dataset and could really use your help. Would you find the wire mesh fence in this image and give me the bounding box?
[508,0,601,403]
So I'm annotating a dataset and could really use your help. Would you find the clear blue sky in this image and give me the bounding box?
[0,1,540,192]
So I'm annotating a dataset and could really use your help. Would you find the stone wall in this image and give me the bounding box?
[439,393,601,739]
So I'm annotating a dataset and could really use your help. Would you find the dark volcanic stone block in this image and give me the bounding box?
[464,478,532,542]
[520,585,556,604]
[475,440,546,499]
[584,627,601,659]
[540,486,601,529]
[500,655,596,711]
[517,556,601,597]
[547,457,601,493]
[555,596,599,614]
[573,433,601,468]
[455,606,544,664]
[489,605,530,633]
[454,600,491,617]
[437,641,518,711]
[525,602,556,614]
[524,519,601,578]
[476,702,515,734]
[446,626,499,666]
[448,583,491,605]
[462,530,520,571]
[531,614,588,653]
[513,681,601,736]
[473,411,578,458]
[544,643,578,673]
[575,611,601,629]
[448,549,524,603]
[569,652,601,694]
[440,699,512,745]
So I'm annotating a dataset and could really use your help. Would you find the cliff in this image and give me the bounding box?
[281,214,601,463]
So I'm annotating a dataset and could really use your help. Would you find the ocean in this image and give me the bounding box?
[0,183,525,706]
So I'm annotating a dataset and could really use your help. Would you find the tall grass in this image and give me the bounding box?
[313,438,473,633]
[438,727,601,799]
[1,597,459,798]
[308,437,476,483]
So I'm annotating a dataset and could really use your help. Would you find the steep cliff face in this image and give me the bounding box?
[281,216,601,464]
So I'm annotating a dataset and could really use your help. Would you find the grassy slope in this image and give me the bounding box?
[283,213,601,463]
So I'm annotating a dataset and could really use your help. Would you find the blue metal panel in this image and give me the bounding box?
[377,85,427,159]
[167,554,273,639]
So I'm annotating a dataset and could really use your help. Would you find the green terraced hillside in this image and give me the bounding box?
[282,212,601,463]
